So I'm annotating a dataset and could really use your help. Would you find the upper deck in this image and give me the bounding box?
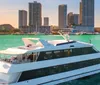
[0,38,93,54]
[0,38,93,65]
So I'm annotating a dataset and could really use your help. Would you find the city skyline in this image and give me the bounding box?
[0,0,99,28]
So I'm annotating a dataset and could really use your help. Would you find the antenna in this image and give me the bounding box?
[58,30,69,42]
[36,22,37,33]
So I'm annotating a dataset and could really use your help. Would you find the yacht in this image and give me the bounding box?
[0,34,100,85]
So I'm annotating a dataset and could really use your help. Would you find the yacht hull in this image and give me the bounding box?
[10,64,100,85]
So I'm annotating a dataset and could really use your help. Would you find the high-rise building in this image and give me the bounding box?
[18,10,27,28]
[58,5,67,29]
[44,17,49,26]
[79,2,82,25]
[68,13,79,27]
[81,0,94,27]
[29,1,42,28]
[68,12,74,27]
[73,14,79,25]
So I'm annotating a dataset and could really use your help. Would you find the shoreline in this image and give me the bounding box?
[0,34,100,35]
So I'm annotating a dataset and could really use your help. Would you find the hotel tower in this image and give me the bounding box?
[29,1,42,28]
[58,5,67,29]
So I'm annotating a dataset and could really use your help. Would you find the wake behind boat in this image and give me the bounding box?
[0,34,100,85]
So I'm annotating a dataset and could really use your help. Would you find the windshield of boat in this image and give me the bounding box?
[0,53,38,64]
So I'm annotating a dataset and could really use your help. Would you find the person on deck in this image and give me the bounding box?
[28,53,33,62]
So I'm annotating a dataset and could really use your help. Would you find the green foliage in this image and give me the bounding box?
[0,27,21,34]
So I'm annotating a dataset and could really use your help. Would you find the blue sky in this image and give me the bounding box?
[0,0,99,28]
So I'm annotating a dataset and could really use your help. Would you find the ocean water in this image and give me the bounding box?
[0,34,100,85]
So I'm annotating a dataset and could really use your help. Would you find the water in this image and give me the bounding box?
[0,34,100,85]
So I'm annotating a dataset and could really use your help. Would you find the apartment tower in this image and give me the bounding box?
[58,5,67,29]
[29,1,42,28]
[73,14,79,25]
[79,2,82,25]
[18,10,27,28]
[44,17,49,26]
[81,0,94,27]
[68,12,74,27]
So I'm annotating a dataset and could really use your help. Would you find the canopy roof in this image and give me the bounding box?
[0,48,28,55]
[0,38,92,55]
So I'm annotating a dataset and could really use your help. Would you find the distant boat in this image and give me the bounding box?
[75,32,82,35]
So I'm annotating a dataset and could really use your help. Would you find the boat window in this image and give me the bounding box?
[64,49,72,56]
[54,51,61,58]
[37,47,98,61]
[37,52,46,61]
[0,53,38,64]
[82,47,97,54]
[71,48,83,56]
[18,58,100,82]
[37,50,65,61]
[0,54,16,63]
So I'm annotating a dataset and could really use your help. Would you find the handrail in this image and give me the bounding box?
[58,31,70,42]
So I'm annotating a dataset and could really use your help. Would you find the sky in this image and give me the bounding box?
[0,0,99,28]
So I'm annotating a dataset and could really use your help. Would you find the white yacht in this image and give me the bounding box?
[0,34,100,85]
